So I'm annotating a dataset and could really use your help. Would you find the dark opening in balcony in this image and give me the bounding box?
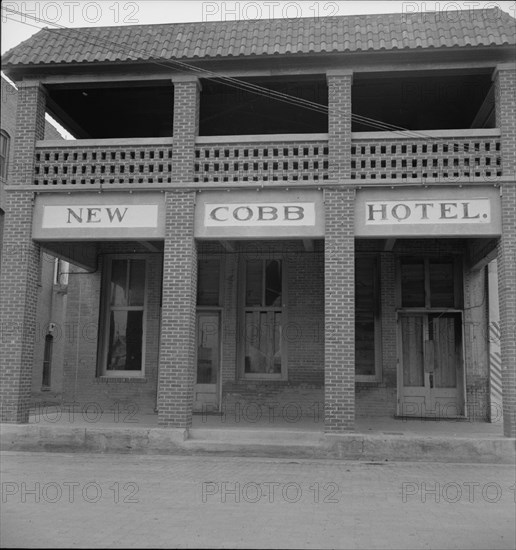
[352,70,494,132]
[199,75,328,136]
[45,81,174,139]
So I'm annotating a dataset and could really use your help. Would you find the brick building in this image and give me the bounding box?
[0,9,515,437]
[0,75,68,403]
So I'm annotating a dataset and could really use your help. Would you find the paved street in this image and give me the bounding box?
[1,451,515,549]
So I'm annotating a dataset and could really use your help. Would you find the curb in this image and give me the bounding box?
[1,424,515,463]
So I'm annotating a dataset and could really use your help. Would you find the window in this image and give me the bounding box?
[0,130,11,180]
[53,258,69,285]
[241,259,285,379]
[400,258,463,309]
[99,257,147,376]
[355,256,381,379]
[197,259,221,306]
[42,334,53,388]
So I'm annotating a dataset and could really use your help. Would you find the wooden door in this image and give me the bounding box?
[193,311,221,412]
[398,313,464,418]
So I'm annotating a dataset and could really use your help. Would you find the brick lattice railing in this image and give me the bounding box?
[351,129,502,180]
[33,138,173,186]
[194,134,329,183]
[32,129,502,187]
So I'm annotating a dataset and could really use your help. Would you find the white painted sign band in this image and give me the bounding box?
[204,202,316,227]
[41,205,159,229]
[365,199,491,225]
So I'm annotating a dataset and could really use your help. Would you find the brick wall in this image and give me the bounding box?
[1,76,65,405]
[0,193,41,421]
[218,240,325,418]
[0,82,46,422]
[494,65,516,437]
[61,246,162,418]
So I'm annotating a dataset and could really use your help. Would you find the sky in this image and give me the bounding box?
[2,0,515,55]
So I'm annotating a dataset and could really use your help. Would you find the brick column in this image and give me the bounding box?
[158,191,197,428]
[0,82,46,422]
[171,76,200,183]
[494,65,516,438]
[157,76,200,428]
[324,71,355,432]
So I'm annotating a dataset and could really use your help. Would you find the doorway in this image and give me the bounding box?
[398,312,465,418]
[193,311,221,412]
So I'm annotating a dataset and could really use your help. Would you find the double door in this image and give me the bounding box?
[398,312,465,418]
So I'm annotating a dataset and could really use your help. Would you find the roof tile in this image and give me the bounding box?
[2,8,515,70]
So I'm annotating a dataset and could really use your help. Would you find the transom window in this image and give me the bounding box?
[100,257,147,376]
[197,259,221,306]
[399,257,463,309]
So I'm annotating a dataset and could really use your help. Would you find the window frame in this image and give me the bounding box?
[238,255,288,381]
[197,255,224,308]
[42,333,53,388]
[0,130,11,180]
[355,254,382,383]
[98,254,150,378]
[396,256,464,311]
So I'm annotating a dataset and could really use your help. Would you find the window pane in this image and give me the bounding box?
[197,259,220,306]
[355,257,376,376]
[401,316,424,386]
[244,311,281,374]
[197,314,219,384]
[265,260,282,306]
[245,260,262,306]
[429,261,455,308]
[128,260,146,306]
[107,310,143,371]
[431,313,461,388]
[401,260,425,307]
[110,260,127,306]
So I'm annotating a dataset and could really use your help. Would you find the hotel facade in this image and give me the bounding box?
[0,9,515,437]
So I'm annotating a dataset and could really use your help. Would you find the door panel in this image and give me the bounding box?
[401,315,424,387]
[193,311,220,412]
[431,314,460,389]
[398,313,464,418]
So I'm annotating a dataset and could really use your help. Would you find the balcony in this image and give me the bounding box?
[32,129,501,188]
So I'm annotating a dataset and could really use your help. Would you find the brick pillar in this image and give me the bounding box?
[494,65,516,437]
[158,191,197,428]
[0,82,46,422]
[157,76,200,428]
[324,71,355,432]
[171,76,200,183]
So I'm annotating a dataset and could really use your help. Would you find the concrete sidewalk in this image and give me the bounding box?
[1,407,514,463]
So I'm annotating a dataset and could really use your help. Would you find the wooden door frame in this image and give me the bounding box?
[396,309,467,418]
[194,308,223,412]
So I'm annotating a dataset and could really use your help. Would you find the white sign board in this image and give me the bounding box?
[365,199,491,225]
[355,187,501,238]
[195,190,324,239]
[42,205,159,229]
[33,192,165,241]
[204,202,316,227]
